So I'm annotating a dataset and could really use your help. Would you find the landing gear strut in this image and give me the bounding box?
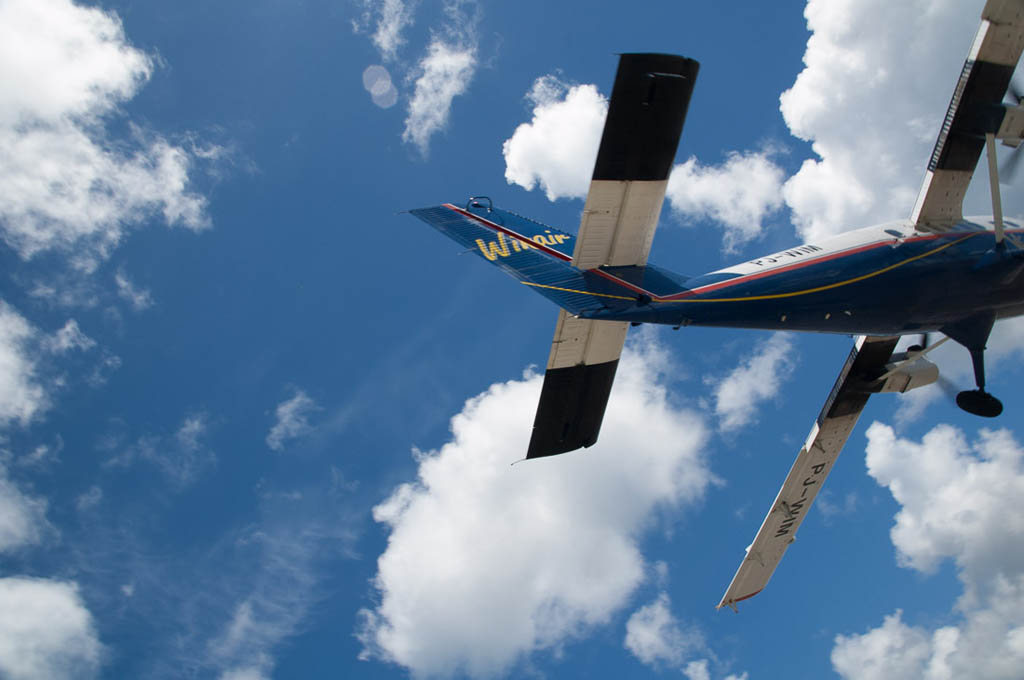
[943,313,1003,418]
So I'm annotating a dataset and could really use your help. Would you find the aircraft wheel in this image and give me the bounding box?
[956,389,1003,418]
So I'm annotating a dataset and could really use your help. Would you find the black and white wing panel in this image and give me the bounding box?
[527,54,699,459]
[912,0,1024,227]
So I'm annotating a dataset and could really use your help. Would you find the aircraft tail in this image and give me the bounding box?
[410,200,636,317]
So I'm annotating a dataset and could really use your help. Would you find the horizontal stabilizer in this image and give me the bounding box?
[528,358,619,458]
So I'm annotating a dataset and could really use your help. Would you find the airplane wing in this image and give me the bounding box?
[911,0,1024,228]
[527,54,699,459]
[717,335,900,611]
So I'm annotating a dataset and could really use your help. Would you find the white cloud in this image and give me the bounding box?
[203,518,347,680]
[0,0,214,268]
[624,593,701,668]
[0,468,51,553]
[710,333,796,431]
[266,390,319,452]
[684,659,711,680]
[115,270,153,311]
[831,423,1024,678]
[0,302,48,428]
[778,0,1005,243]
[358,340,712,677]
[865,423,1024,601]
[666,151,786,250]
[0,577,101,680]
[368,0,417,62]
[501,77,784,249]
[402,39,477,155]
[43,319,95,354]
[219,666,271,680]
[108,413,215,487]
[76,485,103,512]
[502,76,607,200]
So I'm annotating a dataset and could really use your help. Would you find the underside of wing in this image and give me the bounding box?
[572,54,699,269]
[912,0,1024,228]
[527,53,699,460]
[717,336,900,610]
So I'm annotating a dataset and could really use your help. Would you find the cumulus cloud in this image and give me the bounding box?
[710,333,796,431]
[501,76,785,248]
[666,151,786,250]
[358,339,713,677]
[778,0,1007,243]
[502,76,607,200]
[266,390,319,452]
[0,0,214,268]
[0,577,101,680]
[831,423,1024,678]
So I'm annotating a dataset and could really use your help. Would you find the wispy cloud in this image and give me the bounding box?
[402,40,477,155]
[710,333,796,431]
[0,0,217,269]
[355,0,418,62]
[358,339,713,677]
[43,319,96,354]
[115,270,154,311]
[266,390,319,452]
[624,593,703,669]
[0,302,48,427]
[0,466,52,553]
[401,0,480,155]
[106,413,216,488]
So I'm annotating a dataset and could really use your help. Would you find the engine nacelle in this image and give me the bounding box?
[873,353,939,393]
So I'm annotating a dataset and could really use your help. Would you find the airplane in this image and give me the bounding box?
[409,0,1024,612]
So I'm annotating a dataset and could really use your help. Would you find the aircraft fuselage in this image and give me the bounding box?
[584,218,1024,336]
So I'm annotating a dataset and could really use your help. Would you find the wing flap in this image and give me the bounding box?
[717,336,899,610]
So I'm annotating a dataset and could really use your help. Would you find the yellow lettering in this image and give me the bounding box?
[475,233,510,261]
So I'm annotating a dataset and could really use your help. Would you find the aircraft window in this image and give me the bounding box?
[884,228,904,238]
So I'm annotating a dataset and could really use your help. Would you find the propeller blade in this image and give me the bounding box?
[1001,145,1024,183]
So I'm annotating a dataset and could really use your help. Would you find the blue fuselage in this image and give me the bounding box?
[583,218,1024,336]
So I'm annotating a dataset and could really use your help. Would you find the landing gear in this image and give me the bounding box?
[941,313,1004,418]
[956,389,1003,417]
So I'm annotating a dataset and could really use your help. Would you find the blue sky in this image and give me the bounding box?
[2,0,1024,678]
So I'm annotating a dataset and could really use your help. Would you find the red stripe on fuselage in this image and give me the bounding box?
[445,201,1015,303]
